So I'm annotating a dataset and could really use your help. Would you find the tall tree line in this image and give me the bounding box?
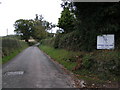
[57,2,120,51]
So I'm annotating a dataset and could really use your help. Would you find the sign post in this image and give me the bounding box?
[97,34,114,49]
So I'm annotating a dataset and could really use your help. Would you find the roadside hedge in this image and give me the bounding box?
[54,31,83,51]
[41,38,55,47]
[82,51,120,80]
[2,38,28,58]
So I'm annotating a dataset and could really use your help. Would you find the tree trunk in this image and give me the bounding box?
[25,39,29,42]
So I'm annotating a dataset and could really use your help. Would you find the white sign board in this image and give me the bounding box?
[97,34,114,49]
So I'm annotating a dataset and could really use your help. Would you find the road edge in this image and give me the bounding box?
[39,48,82,88]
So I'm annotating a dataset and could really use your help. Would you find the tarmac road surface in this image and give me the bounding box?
[2,46,74,88]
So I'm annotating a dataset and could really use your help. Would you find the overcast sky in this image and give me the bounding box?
[0,0,63,36]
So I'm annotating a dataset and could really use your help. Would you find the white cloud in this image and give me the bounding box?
[0,0,63,36]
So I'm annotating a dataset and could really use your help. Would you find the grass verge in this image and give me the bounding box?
[39,45,119,84]
[39,45,77,70]
[2,47,28,64]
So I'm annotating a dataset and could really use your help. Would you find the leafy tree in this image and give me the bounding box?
[32,19,47,41]
[14,15,50,42]
[55,2,120,51]
[14,19,34,42]
[73,2,120,51]
[58,6,76,33]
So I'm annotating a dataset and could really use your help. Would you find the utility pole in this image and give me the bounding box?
[7,29,8,36]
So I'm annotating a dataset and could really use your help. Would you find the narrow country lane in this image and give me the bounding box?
[2,46,74,88]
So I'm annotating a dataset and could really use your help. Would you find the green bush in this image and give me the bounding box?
[43,30,120,52]
[54,35,60,48]
[2,37,28,58]
[54,31,82,51]
[82,54,95,69]
[41,38,55,47]
[81,50,120,81]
